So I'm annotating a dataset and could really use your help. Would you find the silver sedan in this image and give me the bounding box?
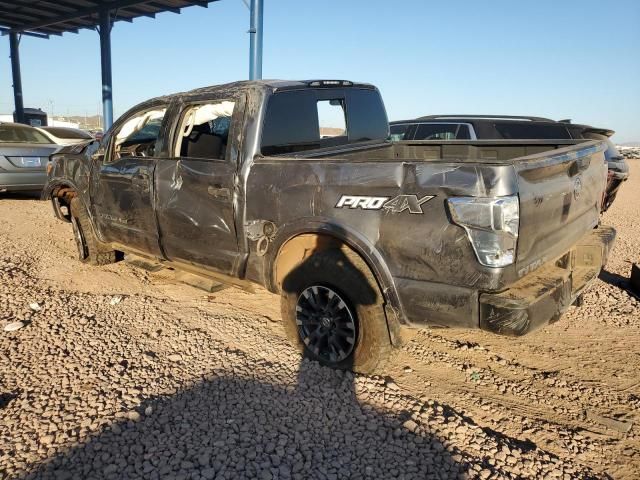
[0,123,60,193]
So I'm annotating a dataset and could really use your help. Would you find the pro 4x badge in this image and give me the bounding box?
[335,194,435,214]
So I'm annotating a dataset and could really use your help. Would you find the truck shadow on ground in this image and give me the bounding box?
[26,367,465,480]
[24,245,471,480]
[599,269,638,297]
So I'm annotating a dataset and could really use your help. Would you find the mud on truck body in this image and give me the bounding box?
[44,80,615,373]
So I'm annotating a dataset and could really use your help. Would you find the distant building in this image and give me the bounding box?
[48,118,80,129]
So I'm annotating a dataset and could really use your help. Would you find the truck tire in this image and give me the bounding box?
[70,197,117,266]
[280,247,392,374]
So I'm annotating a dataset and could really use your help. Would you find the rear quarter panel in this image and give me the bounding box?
[243,157,520,300]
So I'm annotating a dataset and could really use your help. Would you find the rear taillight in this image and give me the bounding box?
[447,195,519,268]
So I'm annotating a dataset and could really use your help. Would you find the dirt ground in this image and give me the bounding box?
[1,162,638,479]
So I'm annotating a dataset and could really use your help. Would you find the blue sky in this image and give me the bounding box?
[0,0,638,142]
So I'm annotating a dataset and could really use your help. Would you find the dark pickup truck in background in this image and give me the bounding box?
[44,80,615,373]
[390,115,629,211]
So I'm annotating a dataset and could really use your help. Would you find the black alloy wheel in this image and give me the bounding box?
[295,285,357,364]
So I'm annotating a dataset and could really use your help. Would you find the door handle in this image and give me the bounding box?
[207,185,231,200]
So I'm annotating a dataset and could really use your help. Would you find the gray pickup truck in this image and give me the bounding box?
[44,80,615,373]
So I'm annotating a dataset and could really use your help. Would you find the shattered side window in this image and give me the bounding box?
[176,101,235,160]
[110,108,167,160]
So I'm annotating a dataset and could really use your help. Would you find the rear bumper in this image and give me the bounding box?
[479,225,616,336]
[394,226,615,336]
[0,171,47,191]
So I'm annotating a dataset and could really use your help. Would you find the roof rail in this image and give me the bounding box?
[416,114,556,122]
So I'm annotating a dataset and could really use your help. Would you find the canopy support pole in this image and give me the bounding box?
[99,8,113,130]
[248,0,263,80]
[9,32,25,124]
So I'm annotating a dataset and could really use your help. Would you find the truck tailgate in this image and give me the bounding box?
[514,141,606,276]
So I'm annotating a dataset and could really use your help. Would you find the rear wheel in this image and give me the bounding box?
[296,285,358,364]
[70,197,118,265]
[280,247,392,374]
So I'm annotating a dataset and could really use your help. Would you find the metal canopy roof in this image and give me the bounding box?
[0,0,219,38]
[0,0,263,131]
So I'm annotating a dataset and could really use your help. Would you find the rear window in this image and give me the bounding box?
[42,127,92,139]
[0,124,51,144]
[494,123,571,139]
[260,88,388,155]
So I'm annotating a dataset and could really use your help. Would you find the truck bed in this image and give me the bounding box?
[295,138,593,163]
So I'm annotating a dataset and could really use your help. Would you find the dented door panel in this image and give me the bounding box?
[155,158,239,274]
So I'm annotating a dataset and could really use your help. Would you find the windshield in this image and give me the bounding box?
[126,118,164,143]
[0,124,52,144]
[42,127,93,140]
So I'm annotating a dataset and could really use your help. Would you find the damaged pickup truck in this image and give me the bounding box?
[44,80,615,373]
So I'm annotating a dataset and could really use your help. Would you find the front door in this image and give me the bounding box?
[91,106,168,257]
[155,97,241,275]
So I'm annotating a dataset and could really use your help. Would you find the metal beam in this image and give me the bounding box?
[0,0,73,16]
[9,32,25,124]
[248,0,263,80]
[0,26,48,39]
[149,2,180,13]
[120,7,156,18]
[0,7,52,23]
[99,9,113,130]
[178,0,209,7]
[7,0,157,33]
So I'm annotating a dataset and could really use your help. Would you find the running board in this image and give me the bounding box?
[124,253,166,272]
[120,251,252,293]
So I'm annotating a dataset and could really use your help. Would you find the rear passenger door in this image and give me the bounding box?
[155,96,243,275]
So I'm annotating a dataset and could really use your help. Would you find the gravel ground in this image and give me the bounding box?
[1,161,639,479]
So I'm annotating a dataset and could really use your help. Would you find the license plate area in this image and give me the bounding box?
[7,156,43,168]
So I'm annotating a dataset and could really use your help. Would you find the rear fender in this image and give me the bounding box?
[265,220,407,345]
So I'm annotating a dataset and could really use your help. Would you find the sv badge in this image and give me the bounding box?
[335,194,435,214]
